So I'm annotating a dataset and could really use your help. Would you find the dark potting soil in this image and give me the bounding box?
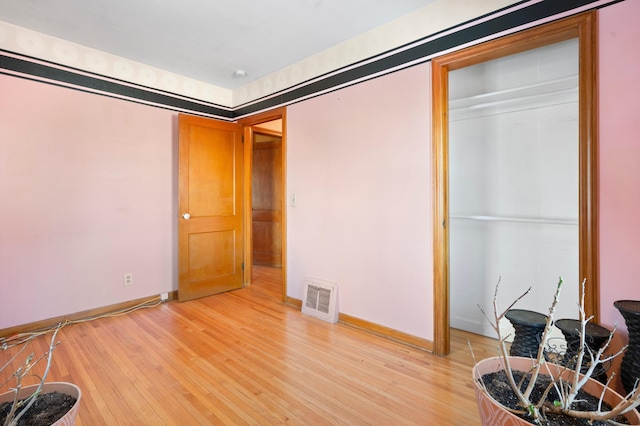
[482,370,631,425]
[0,391,76,426]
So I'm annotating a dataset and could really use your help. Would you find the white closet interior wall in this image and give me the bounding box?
[448,38,580,341]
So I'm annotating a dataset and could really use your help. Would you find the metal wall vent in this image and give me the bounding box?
[301,278,339,323]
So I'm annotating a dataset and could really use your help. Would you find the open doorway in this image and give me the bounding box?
[251,121,283,300]
[431,13,598,356]
[251,124,283,268]
[240,108,287,303]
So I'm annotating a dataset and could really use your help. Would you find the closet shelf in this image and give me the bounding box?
[449,76,578,121]
[450,214,578,226]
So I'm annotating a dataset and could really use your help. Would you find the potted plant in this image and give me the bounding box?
[0,325,81,426]
[472,278,640,425]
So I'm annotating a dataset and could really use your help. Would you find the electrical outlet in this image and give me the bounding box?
[160,292,169,302]
[123,273,133,286]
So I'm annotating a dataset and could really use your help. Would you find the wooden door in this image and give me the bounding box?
[178,114,244,302]
[252,132,282,266]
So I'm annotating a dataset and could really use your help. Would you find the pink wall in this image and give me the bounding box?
[0,75,178,329]
[287,63,434,339]
[598,1,640,336]
[286,1,640,344]
[1,0,637,350]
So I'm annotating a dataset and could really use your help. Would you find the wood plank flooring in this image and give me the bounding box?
[2,266,500,425]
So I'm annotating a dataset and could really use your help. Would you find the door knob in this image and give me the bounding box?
[182,213,191,220]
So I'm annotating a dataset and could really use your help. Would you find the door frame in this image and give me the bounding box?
[239,107,287,302]
[431,12,598,356]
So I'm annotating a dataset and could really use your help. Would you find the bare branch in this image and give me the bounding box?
[1,324,65,426]
[474,276,640,424]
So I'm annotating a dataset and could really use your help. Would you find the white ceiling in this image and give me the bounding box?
[0,0,438,90]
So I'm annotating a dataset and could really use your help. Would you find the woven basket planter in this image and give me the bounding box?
[615,300,640,394]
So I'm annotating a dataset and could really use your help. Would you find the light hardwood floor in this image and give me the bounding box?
[2,266,499,425]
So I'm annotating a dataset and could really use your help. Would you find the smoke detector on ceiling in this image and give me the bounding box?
[232,69,248,78]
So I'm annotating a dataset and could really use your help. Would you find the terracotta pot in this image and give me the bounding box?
[472,356,640,425]
[0,382,81,426]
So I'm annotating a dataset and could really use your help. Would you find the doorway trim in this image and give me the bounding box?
[431,12,598,356]
[239,107,288,303]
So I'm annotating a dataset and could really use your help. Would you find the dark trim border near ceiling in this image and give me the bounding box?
[0,0,621,120]
[0,53,235,120]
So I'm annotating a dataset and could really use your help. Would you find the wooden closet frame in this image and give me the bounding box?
[431,11,598,356]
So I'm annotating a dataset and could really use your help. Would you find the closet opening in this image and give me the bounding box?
[431,12,597,356]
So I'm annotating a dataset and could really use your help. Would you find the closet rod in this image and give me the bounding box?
[450,215,578,226]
